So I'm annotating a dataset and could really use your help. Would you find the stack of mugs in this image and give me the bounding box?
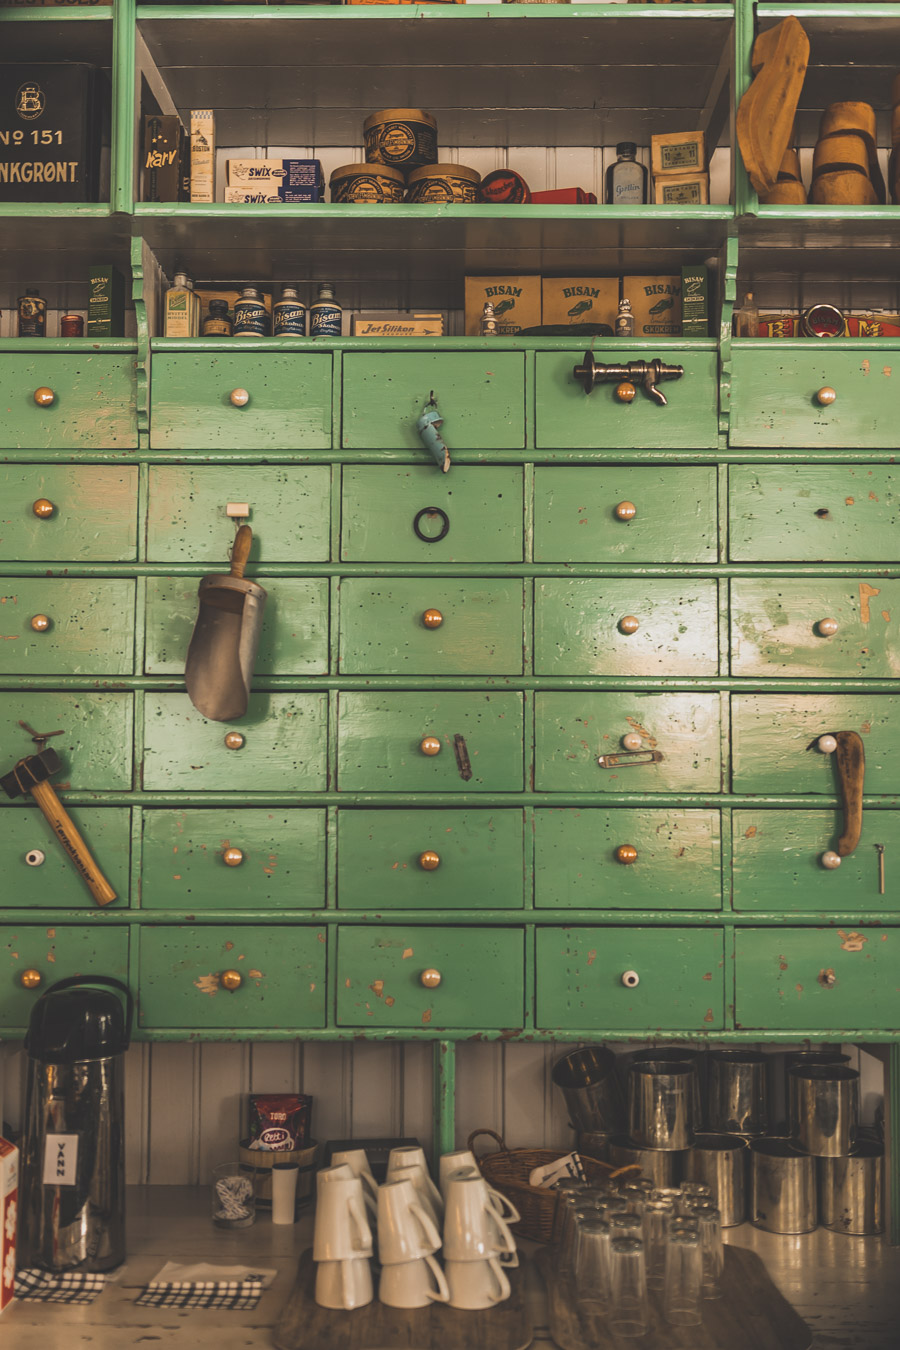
[313,1153,378,1310]
[440,1147,519,1310]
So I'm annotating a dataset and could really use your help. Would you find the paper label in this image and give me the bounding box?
[43,1133,79,1186]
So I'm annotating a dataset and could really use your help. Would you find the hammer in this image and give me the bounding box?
[1,746,116,907]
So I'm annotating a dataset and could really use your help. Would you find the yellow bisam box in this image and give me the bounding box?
[464,276,541,336]
[542,277,618,329]
[623,275,683,336]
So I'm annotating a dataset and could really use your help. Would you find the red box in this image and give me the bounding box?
[0,1136,18,1313]
[530,187,595,204]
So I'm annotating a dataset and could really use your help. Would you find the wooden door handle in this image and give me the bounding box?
[834,730,865,857]
[29,780,117,906]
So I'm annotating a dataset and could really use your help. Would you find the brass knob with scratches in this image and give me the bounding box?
[616,381,636,403]
[33,498,55,519]
[818,967,837,988]
[618,615,640,635]
[33,387,55,407]
[30,614,50,632]
[21,968,42,989]
[615,501,637,521]
[816,618,839,637]
[420,968,442,989]
[221,969,243,991]
[230,388,250,408]
[420,736,441,757]
[223,847,244,867]
[224,732,245,750]
[816,387,837,406]
[615,844,638,865]
[418,850,440,871]
[423,609,444,629]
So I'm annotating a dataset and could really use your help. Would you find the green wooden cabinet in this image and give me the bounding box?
[0,693,133,790]
[0,466,138,562]
[337,808,525,910]
[342,352,526,450]
[339,578,524,675]
[141,809,326,910]
[1,924,129,1031]
[0,354,137,450]
[0,580,135,675]
[535,926,725,1031]
[336,925,525,1028]
[534,467,717,563]
[0,807,131,910]
[730,466,900,562]
[150,352,332,450]
[137,924,327,1029]
[534,809,721,911]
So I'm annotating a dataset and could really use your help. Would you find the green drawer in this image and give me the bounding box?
[729,466,900,562]
[339,578,524,675]
[732,694,900,794]
[536,927,725,1031]
[341,352,526,450]
[142,693,327,792]
[730,347,898,448]
[535,809,721,911]
[731,578,900,677]
[535,693,722,793]
[150,352,332,450]
[341,466,523,562]
[141,809,326,910]
[0,693,132,790]
[337,809,525,910]
[144,577,329,675]
[735,927,899,1031]
[1,924,129,1032]
[138,924,326,1030]
[733,810,900,913]
[534,467,717,563]
[0,466,138,562]
[0,807,130,910]
[0,580,135,675]
[535,579,718,676]
[336,925,525,1028]
[337,692,524,792]
[146,466,331,565]
[534,350,719,450]
[0,354,137,450]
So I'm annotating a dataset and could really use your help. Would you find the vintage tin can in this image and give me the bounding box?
[330,163,406,203]
[17,288,46,336]
[60,314,84,337]
[363,108,437,172]
[273,286,307,337]
[309,283,342,338]
[405,163,481,203]
[233,286,268,337]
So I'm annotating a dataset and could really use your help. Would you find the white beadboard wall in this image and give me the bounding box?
[0,1040,884,1184]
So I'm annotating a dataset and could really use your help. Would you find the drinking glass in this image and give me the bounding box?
[663,1228,703,1326]
[558,1204,598,1276]
[598,1193,628,1218]
[642,1196,674,1290]
[608,1236,650,1338]
[573,1216,611,1313]
[696,1204,724,1299]
[610,1211,642,1238]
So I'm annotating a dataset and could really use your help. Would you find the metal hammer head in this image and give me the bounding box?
[1,747,62,799]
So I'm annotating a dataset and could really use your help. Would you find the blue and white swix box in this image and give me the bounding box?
[225,159,324,202]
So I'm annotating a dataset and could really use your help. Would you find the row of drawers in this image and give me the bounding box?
[3,690,898,793]
[3,922,895,1033]
[5,464,899,564]
[4,348,896,452]
[5,806,893,913]
[3,575,898,679]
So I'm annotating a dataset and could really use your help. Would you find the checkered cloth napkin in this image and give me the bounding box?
[134,1275,264,1310]
[15,1268,107,1304]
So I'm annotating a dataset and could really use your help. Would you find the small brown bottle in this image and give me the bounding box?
[202,298,233,337]
[18,287,47,337]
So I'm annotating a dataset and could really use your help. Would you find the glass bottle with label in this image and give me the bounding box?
[273,285,307,337]
[615,298,635,338]
[163,272,196,337]
[309,283,342,338]
[733,292,759,338]
[18,287,47,337]
[234,286,269,337]
[605,143,648,206]
[201,298,233,337]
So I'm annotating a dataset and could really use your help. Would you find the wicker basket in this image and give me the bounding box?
[469,1128,639,1244]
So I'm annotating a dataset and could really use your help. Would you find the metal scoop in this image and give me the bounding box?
[185,524,267,722]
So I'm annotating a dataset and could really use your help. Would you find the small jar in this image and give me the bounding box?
[330,163,406,204]
[363,108,438,171]
[60,314,84,337]
[406,164,481,204]
[201,298,233,337]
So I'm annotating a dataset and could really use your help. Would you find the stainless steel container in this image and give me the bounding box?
[578,1131,611,1162]
[609,1135,679,1188]
[820,1141,883,1235]
[629,1047,704,1128]
[785,1051,850,1132]
[750,1137,817,1234]
[552,1046,626,1136]
[627,1060,696,1151]
[790,1065,859,1157]
[707,1050,768,1136]
[681,1133,748,1227]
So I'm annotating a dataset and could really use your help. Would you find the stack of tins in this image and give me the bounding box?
[328,109,482,204]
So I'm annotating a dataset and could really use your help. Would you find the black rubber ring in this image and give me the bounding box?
[413,506,450,542]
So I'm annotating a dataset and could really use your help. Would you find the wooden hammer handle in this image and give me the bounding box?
[30,780,117,907]
[230,524,252,579]
[834,730,865,858]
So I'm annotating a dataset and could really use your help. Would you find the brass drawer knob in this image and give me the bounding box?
[615,501,637,521]
[33,387,55,407]
[420,968,442,989]
[817,734,837,754]
[33,498,55,519]
[30,614,51,632]
[615,845,638,865]
[616,381,636,403]
[224,732,245,750]
[618,615,640,635]
[220,969,243,991]
[821,851,842,870]
[816,386,837,406]
[230,388,250,407]
[418,850,441,871]
[621,970,640,989]
[818,967,837,987]
[25,849,45,867]
[621,732,643,751]
[21,968,42,989]
[420,735,442,756]
[816,618,839,637]
[423,609,444,629]
[223,847,244,867]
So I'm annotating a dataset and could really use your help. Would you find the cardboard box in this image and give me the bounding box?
[681,264,708,336]
[227,159,323,194]
[757,312,798,338]
[530,188,597,204]
[464,276,541,336]
[224,184,323,204]
[0,62,106,203]
[542,277,617,330]
[1,1136,18,1314]
[142,113,184,202]
[352,313,444,336]
[190,109,215,203]
[653,172,709,206]
[87,263,125,337]
[623,275,683,337]
[651,131,706,177]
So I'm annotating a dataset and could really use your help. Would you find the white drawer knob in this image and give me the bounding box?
[821,851,842,870]
[621,970,640,989]
[25,849,45,867]
[622,732,643,751]
[817,734,838,754]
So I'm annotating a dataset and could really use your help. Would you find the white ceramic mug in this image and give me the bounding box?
[442,1162,521,1225]
[445,1255,511,1310]
[386,1147,444,1217]
[317,1162,354,1189]
[378,1253,450,1309]
[388,1162,443,1227]
[313,1173,373,1261]
[377,1177,442,1264]
[439,1149,480,1197]
[314,1256,373,1310]
[331,1148,379,1208]
[442,1172,518,1263]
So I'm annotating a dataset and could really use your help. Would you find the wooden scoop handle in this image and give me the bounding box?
[230,524,252,579]
[834,730,865,857]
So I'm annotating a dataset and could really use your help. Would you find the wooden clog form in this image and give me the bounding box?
[810,102,884,205]
[737,16,810,197]
[760,147,806,204]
